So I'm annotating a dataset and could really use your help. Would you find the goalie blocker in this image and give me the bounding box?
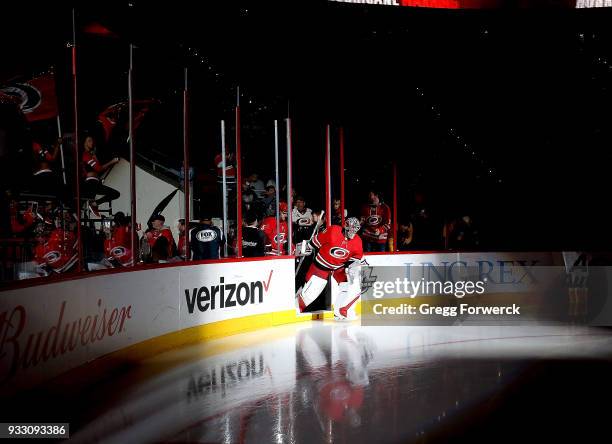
[295,217,365,320]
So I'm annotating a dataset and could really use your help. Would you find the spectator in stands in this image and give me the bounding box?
[244,172,265,199]
[360,190,391,252]
[397,221,414,251]
[261,202,289,255]
[34,215,78,274]
[410,207,441,250]
[104,211,134,267]
[444,215,479,250]
[292,196,314,244]
[242,211,266,257]
[145,214,176,260]
[331,198,347,226]
[262,185,277,218]
[190,216,224,260]
[31,137,70,205]
[215,149,236,187]
[82,136,120,217]
[242,188,258,213]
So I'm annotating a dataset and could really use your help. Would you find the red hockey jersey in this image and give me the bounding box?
[360,203,391,244]
[82,151,103,174]
[214,153,236,182]
[311,225,363,271]
[260,216,288,254]
[33,142,53,162]
[35,228,78,273]
[146,227,176,257]
[105,225,133,266]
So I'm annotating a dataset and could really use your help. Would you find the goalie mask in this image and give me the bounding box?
[344,217,361,239]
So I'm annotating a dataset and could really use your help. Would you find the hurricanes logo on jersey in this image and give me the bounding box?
[329,247,350,259]
[44,250,61,264]
[111,246,127,258]
[367,215,381,226]
[274,233,286,243]
[297,217,312,226]
[196,229,217,242]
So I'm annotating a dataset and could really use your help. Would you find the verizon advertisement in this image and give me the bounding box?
[0,258,294,395]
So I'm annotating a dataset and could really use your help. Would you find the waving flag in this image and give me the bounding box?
[0,74,58,122]
[82,22,119,39]
[98,99,159,142]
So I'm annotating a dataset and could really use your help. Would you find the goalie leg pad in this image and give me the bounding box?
[299,274,328,308]
[334,281,361,320]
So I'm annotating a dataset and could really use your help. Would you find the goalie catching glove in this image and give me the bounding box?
[346,257,365,285]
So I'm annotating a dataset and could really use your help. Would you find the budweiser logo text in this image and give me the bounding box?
[0,299,132,384]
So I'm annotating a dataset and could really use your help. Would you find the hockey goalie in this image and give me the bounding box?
[296,217,365,321]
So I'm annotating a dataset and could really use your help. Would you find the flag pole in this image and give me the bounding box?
[393,161,398,252]
[221,120,228,257]
[274,120,281,255]
[235,86,242,257]
[129,43,137,266]
[339,127,345,227]
[183,68,190,260]
[71,8,83,273]
[56,115,67,185]
[286,116,293,255]
[325,124,331,228]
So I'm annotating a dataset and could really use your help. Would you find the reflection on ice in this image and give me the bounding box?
[70,323,612,443]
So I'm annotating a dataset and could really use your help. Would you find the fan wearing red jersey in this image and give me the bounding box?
[214,150,237,185]
[145,214,176,260]
[360,190,391,252]
[31,138,63,200]
[104,212,134,267]
[260,201,289,255]
[296,217,365,320]
[82,136,120,217]
[34,226,78,274]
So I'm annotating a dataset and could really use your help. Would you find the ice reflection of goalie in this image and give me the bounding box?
[298,325,374,431]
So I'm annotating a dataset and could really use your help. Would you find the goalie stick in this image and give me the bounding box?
[295,210,325,291]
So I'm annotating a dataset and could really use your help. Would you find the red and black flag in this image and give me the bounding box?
[97,99,159,142]
[0,73,58,122]
[82,22,119,39]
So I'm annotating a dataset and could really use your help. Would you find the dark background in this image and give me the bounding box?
[2,0,612,250]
